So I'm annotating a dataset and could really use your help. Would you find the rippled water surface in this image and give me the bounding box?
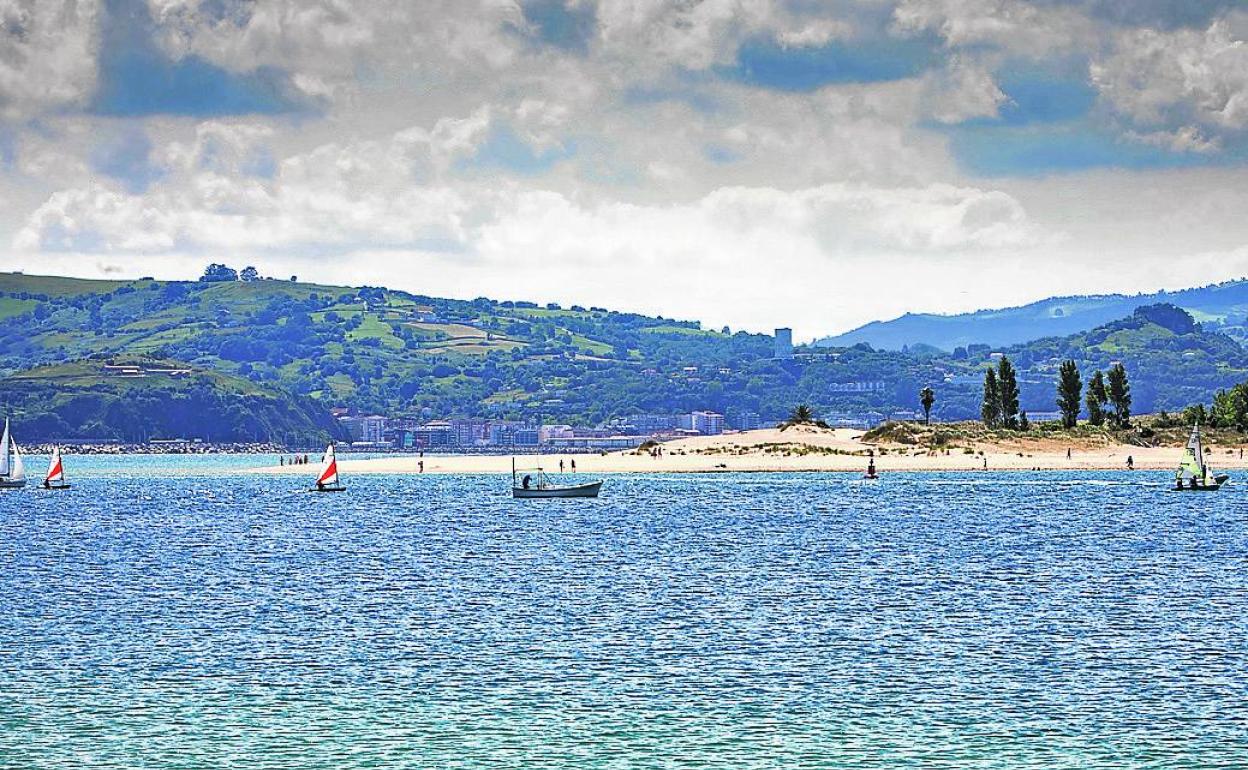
[2,461,1247,768]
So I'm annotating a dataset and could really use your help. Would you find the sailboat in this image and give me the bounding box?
[312,443,346,492]
[1174,424,1228,491]
[0,418,26,490]
[43,446,70,490]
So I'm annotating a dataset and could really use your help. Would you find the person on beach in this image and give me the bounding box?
[983,456,988,471]
[1067,448,1071,460]
[1126,455,1134,470]
[419,460,424,473]
[571,459,577,473]
[560,459,565,473]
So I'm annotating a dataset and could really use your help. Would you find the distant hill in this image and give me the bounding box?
[817,279,1248,351]
[993,303,1248,418]
[1,356,344,444]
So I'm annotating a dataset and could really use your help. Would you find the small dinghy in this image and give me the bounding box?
[512,460,602,498]
[42,446,70,490]
[0,418,26,490]
[1173,424,1228,491]
[312,443,346,492]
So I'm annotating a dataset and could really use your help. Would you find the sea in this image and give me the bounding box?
[1,456,1246,768]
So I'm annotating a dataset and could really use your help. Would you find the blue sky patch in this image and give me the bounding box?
[519,0,597,55]
[91,0,301,117]
[948,123,1220,176]
[466,125,576,176]
[725,35,938,91]
[996,67,1097,126]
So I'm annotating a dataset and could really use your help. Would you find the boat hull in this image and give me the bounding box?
[0,478,26,489]
[41,483,70,490]
[1172,474,1229,491]
[513,481,603,499]
[311,485,346,493]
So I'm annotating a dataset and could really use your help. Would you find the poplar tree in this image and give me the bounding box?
[1086,370,1107,426]
[1107,363,1132,428]
[982,368,1001,428]
[998,357,1021,430]
[1056,360,1082,429]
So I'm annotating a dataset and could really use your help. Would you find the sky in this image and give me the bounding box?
[3,1,1248,340]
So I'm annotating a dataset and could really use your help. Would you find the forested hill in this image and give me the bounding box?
[818,278,1248,351]
[2,358,344,443]
[1,271,1247,434]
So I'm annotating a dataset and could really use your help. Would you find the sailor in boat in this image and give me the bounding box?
[42,446,69,490]
[312,443,345,492]
[522,474,532,490]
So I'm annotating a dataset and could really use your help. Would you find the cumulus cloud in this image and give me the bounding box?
[13,115,494,254]
[1124,125,1222,154]
[1091,13,1248,132]
[892,0,1094,58]
[0,0,101,119]
[920,56,1008,124]
[145,0,379,97]
[15,111,1042,261]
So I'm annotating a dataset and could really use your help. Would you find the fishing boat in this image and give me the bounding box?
[1173,424,1228,491]
[512,459,602,498]
[42,446,70,490]
[0,418,26,490]
[312,443,346,492]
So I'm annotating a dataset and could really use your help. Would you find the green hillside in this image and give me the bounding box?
[2,271,1248,435]
[1,356,344,443]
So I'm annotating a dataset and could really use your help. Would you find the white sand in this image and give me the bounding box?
[249,426,1248,476]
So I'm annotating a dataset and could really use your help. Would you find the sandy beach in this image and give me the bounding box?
[249,424,1248,476]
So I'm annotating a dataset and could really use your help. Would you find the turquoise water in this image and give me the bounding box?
[2,464,1246,767]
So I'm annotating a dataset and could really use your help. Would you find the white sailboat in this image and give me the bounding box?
[511,458,603,498]
[0,418,27,489]
[1174,424,1228,491]
[312,443,346,492]
[43,446,70,490]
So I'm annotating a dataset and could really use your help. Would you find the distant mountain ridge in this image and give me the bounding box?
[817,280,1248,351]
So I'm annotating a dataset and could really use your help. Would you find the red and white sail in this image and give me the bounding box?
[45,446,65,485]
[316,444,339,486]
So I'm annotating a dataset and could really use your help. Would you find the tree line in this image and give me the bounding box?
[917,357,1134,430]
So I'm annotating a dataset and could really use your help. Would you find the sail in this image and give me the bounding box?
[46,447,64,484]
[316,444,339,486]
[1185,424,1207,476]
[1180,448,1204,478]
[0,418,9,477]
[10,442,24,482]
